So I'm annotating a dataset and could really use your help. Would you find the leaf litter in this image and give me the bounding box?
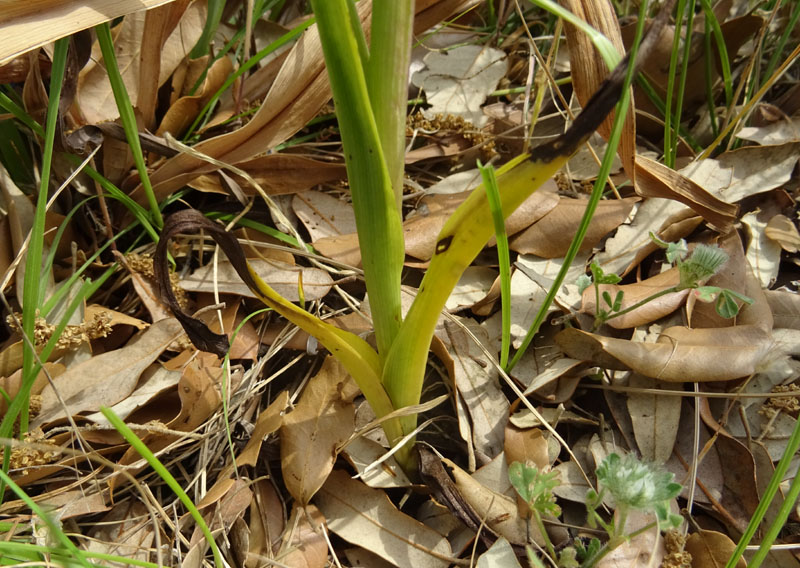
[2,1,800,566]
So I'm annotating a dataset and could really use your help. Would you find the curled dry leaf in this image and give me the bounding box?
[634,156,737,233]
[280,356,359,504]
[765,213,800,253]
[316,469,453,568]
[237,391,289,468]
[581,266,689,329]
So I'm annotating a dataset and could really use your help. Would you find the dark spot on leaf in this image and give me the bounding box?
[435,235,453,254]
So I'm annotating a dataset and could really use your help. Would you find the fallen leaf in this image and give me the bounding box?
[293,190,358,240]
[765,213,800,253]
[277,504,328,568]
[742,210,781,288]
[411,44,507,127]
[33,318,183,426]
[280,356,358,504]
[626,374,681,463]
[316,469,453,568]
[510,197,638,258]
[684,530,745,568]
[181,259,334,302]
[476,537,522,568]
[446,266,497,312]
[341,436,412,489]
[237,391,289,467]
[581,266,689,329]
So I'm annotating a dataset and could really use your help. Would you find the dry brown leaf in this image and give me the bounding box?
[220,154,346,196]
[626,374,681,463]
[277,504,328,568]
[32,318,183,426]
[0,0,180,65]
[510,197,638,258]
[684,530,745,568]
[76,2,205,124]
[316,469,453,568]
[765,290,800,330]
[293,190,357,240]
[156,54,233,138]
[246,479,285,563]
[444,456,542,546]
[634,156,737,233]
[280,356,358,504]
[581,266,689,329]
[742,210,782,288]
[85,500,156,563]
[556,323,772,382]
[181,259,334,302]
[237,391,289,467]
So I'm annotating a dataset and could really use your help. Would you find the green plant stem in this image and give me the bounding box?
[727,410,800,568]
[531,509,556,562]
[0,541,159,568]
[762,0,800,84]
[699,0,732,107]
[95,23,163,229]
[668,0,695,166]
[100,406,223,567]
[507,0,649,372]
[311,0,404,359]
[748,456,800,567]
[366,0,413,210]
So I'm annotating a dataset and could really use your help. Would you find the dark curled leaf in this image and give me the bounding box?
[153,209,260,357]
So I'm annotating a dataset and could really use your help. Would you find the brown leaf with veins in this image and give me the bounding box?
[280,356,358,504]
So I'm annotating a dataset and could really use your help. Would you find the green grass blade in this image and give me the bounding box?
[700,0,732,108]
[762,0,800,84]
[0,541,159,568]
[0,470,92,568]
[667,0,696,167]
[310,0,404,358]
[95,23,163,229]
[16,37,68,446]
[100,406,224,567]
[663,0,686,168]
[0,90,44,137]
[479,161,512,369]
[190,0,225,58]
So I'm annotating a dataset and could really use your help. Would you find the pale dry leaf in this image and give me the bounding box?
[520,357,587,398]
[764,214,800,253]
[41,488,109,521]
[83,364,181,425]
[0,0,177,65]
[765,290,800,330]
[316,469,453,568]
[510,254,587,347]
[742,210,782,288]
[551,459,593,503]
[626,374,681,463]
[292,190,358,240]
[440,318,508,462]
[85,501,155,563]
[280,356,358,504]
[685,530,746,568]
[476,537,522,568]
[445,266,497,311]
[181,259,334,302]
[411,44,507,127]
[737,114,800,145]
[596,510,664,568]
[33,318,183,426]
[238,391,289,467]
[593,198,696,276]
[443,456,538,546]
[681,143,800,204]
[426,168,482,195]
[341,436,412,489]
